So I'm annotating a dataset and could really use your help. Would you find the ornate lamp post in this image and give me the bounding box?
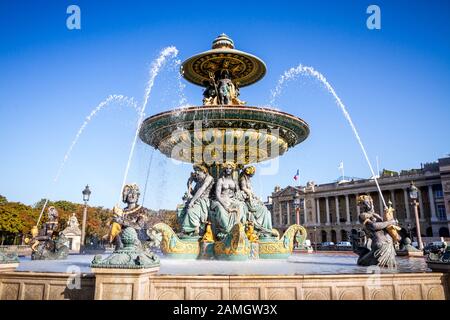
[81,185,91,253]
[294,191,301,225]
[409,181,423,250]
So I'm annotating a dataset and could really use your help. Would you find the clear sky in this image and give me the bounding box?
[1,0,449,209]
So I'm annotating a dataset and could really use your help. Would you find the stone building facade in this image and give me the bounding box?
[268,156,450,244]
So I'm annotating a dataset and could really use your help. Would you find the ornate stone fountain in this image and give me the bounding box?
[139,34,310,260]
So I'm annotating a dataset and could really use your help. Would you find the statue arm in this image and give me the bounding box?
[372,213,384,221]
[186,175,194,196]
[239,177,252,199]
[368,220,395,231]
[189,176,213,207]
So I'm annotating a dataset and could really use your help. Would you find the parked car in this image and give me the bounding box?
[320,242,335,250]
[336,241,352,250]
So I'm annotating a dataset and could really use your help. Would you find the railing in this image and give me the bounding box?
[0,245,31,256]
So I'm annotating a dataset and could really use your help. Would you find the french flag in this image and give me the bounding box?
[293,169,299,181]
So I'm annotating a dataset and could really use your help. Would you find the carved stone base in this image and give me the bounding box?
[92,267,159,300]
[0,263,19,273]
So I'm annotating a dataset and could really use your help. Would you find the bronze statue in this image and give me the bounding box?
[217,70,233,105]
[210,162,248,240]
[109,183,152,250]
[178,165,214,237]
[352,195,398,268]
[26,207,69,260]
[239,166,275,238]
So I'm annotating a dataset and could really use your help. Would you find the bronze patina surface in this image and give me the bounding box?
[139,105,309,165]
[181,34,266,88]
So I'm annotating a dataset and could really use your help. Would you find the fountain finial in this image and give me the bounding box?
[212,34,234,49]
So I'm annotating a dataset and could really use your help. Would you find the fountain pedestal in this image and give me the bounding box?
[92,267,158,300]
[91,227,160,299]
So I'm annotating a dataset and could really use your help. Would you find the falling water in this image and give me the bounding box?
[119,46,179,200]
[175,59,188,106]
[271,64,386,209]
[37,94,138,225]
[53,94,138,183]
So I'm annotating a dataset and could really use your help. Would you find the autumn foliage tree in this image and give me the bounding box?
[1,195,178,245]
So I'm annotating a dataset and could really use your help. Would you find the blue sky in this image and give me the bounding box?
[0,0,449,209]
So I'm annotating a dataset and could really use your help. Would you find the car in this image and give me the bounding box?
[336,241,352,250]
[320,242,335,250]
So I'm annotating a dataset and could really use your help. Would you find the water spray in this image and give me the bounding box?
[271,64,387,209]
[119,46,179,201]
[36,95,138,225]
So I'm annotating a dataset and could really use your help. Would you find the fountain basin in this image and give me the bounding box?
[139,105,309,165]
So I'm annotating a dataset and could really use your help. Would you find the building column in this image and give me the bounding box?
[403,188,411,222]
[278,202,282,226]
[325,197,330,225]
[356,194,360,221]
[303,198,307,224]
[335,196,341,225]
[428,185,438,221]
[316,198,321,225]
[345,195,351,225]
[390,189,396,209]
[418,189,425,221]
[286,202,290,225]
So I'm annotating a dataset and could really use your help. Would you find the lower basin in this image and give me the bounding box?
[16,252,430,275]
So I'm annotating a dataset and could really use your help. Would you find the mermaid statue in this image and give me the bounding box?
[109,183,152,250]
[239,166,276,238]
[210,162,248,240]
[353,195,398,268]
[178,165,214,237]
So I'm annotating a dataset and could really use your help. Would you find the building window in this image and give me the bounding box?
[437,204,446,221]
[435,186,444,199]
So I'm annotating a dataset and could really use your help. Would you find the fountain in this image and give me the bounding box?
[3,35,448,301]
[139,34,309,260]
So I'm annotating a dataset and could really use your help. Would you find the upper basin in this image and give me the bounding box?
[139,105,309,165]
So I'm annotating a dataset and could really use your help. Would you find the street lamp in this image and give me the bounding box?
[81,185,91,253]
[408,181,423,250]
[294,191,301,225]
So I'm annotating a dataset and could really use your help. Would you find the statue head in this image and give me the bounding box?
[47,206,58,222]
[68,213,79,228]
[243,166,256,177]
[122,183,140,206]
[193,164,209,180]
[220,69,230,80]
[357,195,374,213]
[221,161,236,176]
